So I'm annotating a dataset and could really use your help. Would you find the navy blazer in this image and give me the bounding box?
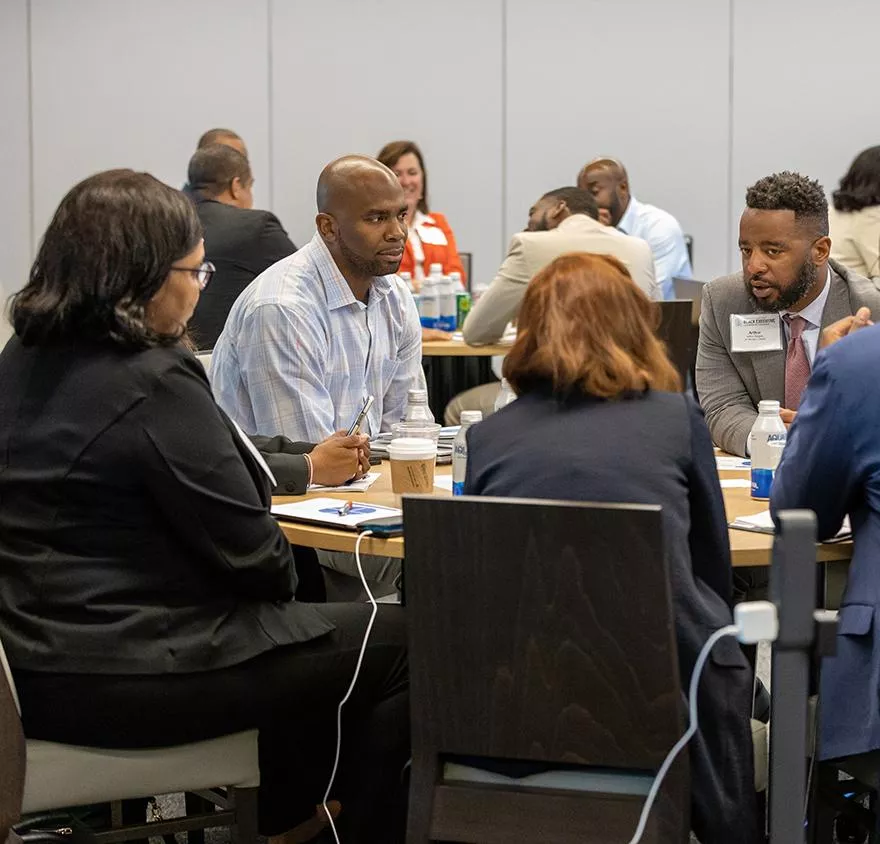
[772,324,880,761]
[465,388,757,843]
[0,339,332,676]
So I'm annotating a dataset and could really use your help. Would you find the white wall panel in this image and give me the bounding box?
[730,0,880,269]
[269,0,504,286]
[0,0,31,347]
[505,0,732,280]
[30,0,271,240]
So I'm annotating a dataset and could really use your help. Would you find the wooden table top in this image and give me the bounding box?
[273,458,853,568]
[421,338,512,357]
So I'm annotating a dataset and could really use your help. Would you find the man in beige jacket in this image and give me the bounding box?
[446,187,657,422]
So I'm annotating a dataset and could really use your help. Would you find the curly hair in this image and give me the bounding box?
[10,169,202,348]
[833,146,880,212]
[745,171,828,236]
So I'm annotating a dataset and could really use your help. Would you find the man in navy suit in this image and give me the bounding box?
[771,315,879,764]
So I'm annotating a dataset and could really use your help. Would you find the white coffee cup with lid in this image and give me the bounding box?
[388,437,437,494]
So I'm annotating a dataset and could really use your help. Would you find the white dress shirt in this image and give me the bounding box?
[780,267,832,365]
[617,195,693,300]
[210,233,425,442]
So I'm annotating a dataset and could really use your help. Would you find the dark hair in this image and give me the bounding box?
[504,253,681,399]
[197,127,242,149]
[542,186,599,220]
[376,140,429,214]
[745,171,828,236]
[10,169,202,348]
[187,144,252,198]
[832,146,880,212]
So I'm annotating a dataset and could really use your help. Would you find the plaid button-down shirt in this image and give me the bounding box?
[211,233,425,442]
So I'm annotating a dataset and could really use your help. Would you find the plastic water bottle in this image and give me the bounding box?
[404,389,435,423]
[452,410,483,495]
[401,271,421,318]
[420,273,440,329]
[494,378,517,413]
[437,275,458,332]
[450,271,464,291]
[421,279,438,328]
[748,400,787,500]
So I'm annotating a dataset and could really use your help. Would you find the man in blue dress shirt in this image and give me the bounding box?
[211,155,425,442]
[578,157,693,299]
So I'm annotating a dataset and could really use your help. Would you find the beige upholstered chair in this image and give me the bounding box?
[0,637,259,844]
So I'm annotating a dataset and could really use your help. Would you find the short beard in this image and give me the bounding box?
[532,211,551,232]
[337,234,397,278]
[747,259,819,312]
[607,192,624,226]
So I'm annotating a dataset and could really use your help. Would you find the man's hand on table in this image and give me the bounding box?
[309,432,369,485]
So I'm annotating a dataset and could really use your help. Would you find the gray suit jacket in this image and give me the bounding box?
[696,259,880,455]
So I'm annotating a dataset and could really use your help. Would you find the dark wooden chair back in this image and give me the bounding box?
[658,300,695,388]
[0,640,26,844]
[458,252,473,293]
[402,495,688,843]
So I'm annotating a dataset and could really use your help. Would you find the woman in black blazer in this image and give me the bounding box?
[464,253,758,843]
[0,170,407,844]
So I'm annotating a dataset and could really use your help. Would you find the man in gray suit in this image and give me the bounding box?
[697,171,880,456]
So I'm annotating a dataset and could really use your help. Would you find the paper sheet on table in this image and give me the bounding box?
[433,476,454,491]
[271,497,401,529]
[308,472,380,493]
[716,456,751,471]
[452,325,516,345]
[720,478,751,489]
[730,509,851,540]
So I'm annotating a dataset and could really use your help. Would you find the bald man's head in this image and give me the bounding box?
[316,155,400,213]
[577,157,631,227]
[315,155,408,283]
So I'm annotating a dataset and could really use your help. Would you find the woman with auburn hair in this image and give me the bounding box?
[464,253,759,844]
[376,140,466,288]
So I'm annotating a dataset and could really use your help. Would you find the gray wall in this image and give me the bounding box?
[2,0,879,346]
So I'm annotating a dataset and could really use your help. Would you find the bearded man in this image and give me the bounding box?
[696,171,880,456]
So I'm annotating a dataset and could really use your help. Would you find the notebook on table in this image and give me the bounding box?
[271,497,402,531]
[729,509,851,543]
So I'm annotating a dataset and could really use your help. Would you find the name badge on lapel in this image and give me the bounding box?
[730,313,783,353]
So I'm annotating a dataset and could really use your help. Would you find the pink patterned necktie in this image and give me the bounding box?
[783,314,811,409]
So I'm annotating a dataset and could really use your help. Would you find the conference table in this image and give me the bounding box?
[421,337,512,357]
[420,336,511,419]
[273,458,854,569]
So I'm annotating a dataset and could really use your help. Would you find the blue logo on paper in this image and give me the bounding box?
[319,505,377,517]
